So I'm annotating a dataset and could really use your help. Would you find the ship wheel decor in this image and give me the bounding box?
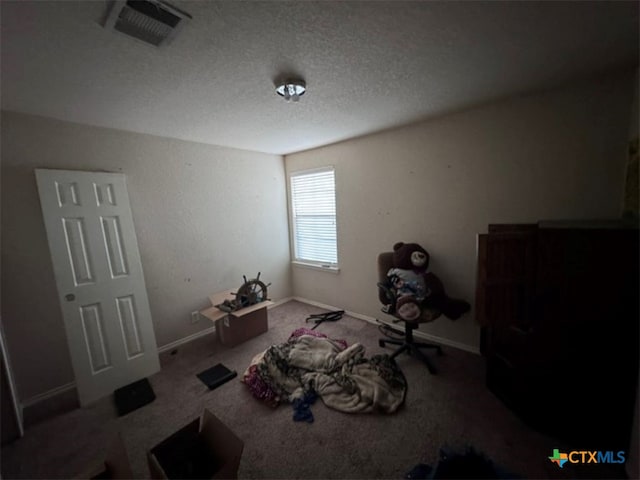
[236,272,271,308]
[217,272,271,313]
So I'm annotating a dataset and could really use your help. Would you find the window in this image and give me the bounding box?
[289,167,338,268]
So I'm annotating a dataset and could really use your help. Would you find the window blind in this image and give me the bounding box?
[290,168,338,266]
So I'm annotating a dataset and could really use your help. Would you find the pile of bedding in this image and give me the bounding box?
[242,328,407,414]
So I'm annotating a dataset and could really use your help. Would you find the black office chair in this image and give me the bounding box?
[377,251,443,374]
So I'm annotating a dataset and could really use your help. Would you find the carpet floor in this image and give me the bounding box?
[0,300,620,479]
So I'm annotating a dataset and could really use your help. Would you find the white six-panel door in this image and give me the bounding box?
[35,169,160,406]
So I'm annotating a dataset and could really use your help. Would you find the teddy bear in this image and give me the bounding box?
[382,241,470,322]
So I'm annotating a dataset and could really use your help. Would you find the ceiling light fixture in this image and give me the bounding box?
[276,80,306,102]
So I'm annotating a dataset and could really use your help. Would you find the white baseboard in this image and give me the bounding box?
[158,297,293,354]
[270,296,294,307]
[158,326,216,353]
[291,296,377,323]
[292,296,480,355]
[22,381,76,408]
[374,318,481,355]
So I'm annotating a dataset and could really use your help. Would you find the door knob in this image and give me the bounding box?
[65,294,75,302]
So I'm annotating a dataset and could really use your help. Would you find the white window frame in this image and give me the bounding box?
[288,166,339,272]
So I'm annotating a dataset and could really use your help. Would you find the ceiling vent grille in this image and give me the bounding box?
[102,0,191,47]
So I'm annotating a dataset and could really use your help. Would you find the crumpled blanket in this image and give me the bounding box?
[245,331,407,414]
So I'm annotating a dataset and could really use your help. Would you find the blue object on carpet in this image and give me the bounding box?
[292,390,318,423]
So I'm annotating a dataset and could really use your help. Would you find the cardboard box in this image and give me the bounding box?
[75,433,133,479]
[200,290,272,347]
[147,409,244,480]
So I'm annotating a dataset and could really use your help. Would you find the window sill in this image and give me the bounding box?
[292,261,340,274]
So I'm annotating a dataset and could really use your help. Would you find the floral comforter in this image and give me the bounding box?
[242,328,407,413]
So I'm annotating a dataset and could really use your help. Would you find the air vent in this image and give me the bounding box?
[102,0,191,47]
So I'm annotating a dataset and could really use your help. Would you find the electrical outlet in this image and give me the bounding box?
[190,311,199,324]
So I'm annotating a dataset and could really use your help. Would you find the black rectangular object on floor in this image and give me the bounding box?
[196,364,237,390]
[113,378,155,417]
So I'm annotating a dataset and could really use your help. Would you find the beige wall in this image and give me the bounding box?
[285,70,635,351]
[1,112,292,401]
[1,69,635,402]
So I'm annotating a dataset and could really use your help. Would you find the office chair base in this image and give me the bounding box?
[379,338,443,374]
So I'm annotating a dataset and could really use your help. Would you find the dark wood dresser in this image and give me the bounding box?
[476,221,639,451]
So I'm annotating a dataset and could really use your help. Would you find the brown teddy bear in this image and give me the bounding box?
[384,242,470,322]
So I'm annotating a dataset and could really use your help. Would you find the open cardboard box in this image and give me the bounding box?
[147,409,244,479]
[200,290,273,347]
[75,433,133,479]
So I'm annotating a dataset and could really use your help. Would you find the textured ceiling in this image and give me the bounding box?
[1,1,638,155]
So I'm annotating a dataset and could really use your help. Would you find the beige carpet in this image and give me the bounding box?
[0,300,604,479]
